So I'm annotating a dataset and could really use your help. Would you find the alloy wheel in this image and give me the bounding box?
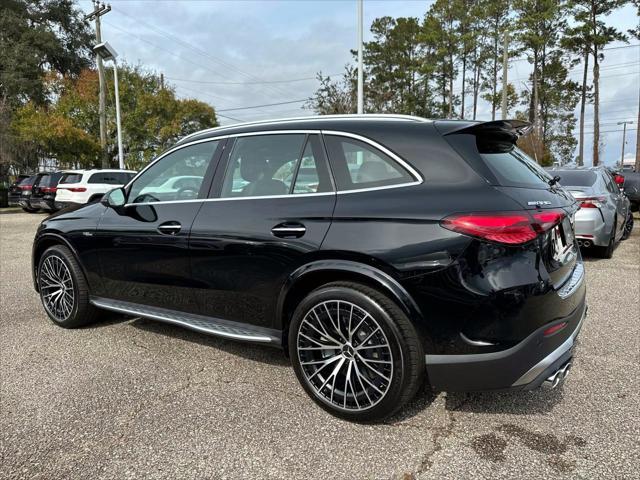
[296,300,394,411]
[39,255,75,322]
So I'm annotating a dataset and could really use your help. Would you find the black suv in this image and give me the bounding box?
[32,115,586,421]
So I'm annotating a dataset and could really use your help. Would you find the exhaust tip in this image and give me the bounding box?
[542,361,572,390]
[582,240,591,248]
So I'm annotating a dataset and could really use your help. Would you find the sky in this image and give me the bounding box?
[80,0,639,166]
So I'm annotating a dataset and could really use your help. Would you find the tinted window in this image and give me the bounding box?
[221,134,306,198]
[88,172,133,184]
[39,172,63,187]
[59,173,83,184]
[479,146,552,188]
[129,141,218,203]
[324,136,414,191]
[554,170,597,187]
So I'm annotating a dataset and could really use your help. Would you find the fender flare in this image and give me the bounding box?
[276,259,424,331]
[32,233,87,292]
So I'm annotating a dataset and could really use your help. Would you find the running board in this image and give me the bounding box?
[90,297,281,345]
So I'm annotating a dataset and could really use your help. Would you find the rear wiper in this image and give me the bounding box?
[548,175,561,187]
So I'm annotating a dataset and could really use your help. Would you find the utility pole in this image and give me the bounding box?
[636,84,640,172]
[501,31,508,119]
[617,121,634,169]
[357,0,364,115]
[85,1,111,169]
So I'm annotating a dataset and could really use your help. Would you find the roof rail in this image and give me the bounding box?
[179,114,431,143]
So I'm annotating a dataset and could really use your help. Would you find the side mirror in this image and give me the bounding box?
[102,187,126,208]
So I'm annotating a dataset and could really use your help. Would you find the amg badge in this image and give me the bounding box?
[528,200,552,206]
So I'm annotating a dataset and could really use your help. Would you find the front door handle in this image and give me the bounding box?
[271,222,306,238]
[157,221,181,235]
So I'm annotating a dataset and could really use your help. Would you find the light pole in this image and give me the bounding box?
[356,0,363,114]
[617,120,634,169]
[93,41,124,169]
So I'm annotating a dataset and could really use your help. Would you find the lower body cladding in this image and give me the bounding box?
[425,300,586,391]
[575,208,611,247]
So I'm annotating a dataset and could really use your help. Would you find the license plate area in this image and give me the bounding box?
[551,215,575,261]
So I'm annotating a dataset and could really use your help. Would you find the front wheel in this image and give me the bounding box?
[38,245,100,328]
[289,282,424,422]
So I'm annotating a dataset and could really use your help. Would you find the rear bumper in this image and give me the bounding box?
[32,198,57,211]
[425,296,587,392]
[575,208,609,246]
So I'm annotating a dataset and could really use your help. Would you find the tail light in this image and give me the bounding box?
[58,186,86,192]
[441,209,565,245]
[614,174,625,187]
[577,196,605,209]
[41,187,57,193]
[19,185,32,191]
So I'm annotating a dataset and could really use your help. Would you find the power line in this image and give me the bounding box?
[217,99,309,112]
[164,73,342,86]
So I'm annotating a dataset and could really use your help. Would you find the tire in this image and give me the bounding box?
[37,245,100,328]
[621,211,634,240]
[22,206,40,213]
[288,281,424,422]
[596,220,616,259]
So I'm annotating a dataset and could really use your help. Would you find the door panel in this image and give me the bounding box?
[94,139,223,312]
[189,194,335,327]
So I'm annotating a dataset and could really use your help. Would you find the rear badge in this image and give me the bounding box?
[528,201,552,206]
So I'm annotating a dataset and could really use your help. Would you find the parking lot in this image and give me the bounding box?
[1,210,638,480]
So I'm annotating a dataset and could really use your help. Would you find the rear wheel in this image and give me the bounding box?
[289,282,424,422]
[38,245,100,328]
[622,211,634,240]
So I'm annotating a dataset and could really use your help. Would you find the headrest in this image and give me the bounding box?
[240,152,268,182]
[357,161,388,183]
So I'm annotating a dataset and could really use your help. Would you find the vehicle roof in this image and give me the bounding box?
[61,169,136,174]
[175,114,464,146]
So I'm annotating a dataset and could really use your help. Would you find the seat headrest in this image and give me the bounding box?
[357,161,388,183]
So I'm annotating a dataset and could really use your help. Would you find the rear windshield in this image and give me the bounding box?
[479,146,552,188]
[88,172,134,184]
[19,176,36,186]
[39,172,63,187]
[553,170,597,187]
[59,173,83,184]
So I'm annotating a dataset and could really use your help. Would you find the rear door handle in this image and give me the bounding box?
[271,222,306,238]
[157,221,181,235]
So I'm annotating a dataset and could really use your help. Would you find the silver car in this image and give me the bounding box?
[550,167,631,258]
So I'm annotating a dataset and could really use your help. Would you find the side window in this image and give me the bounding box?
[128,141,218,203]
[323,135,415,191]
[88,172,130,184]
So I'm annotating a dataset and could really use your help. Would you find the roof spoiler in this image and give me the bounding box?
[439,119,533,139]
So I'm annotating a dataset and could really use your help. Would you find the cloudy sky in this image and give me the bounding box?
[81,0,639,166]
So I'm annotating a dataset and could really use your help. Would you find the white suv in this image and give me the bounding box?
[55,169,136,208]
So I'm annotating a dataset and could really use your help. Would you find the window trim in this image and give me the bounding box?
[124,130,422,206]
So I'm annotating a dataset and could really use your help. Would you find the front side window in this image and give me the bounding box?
[128,141,218,203]
[220,134,332,198]
[323,136,415,191]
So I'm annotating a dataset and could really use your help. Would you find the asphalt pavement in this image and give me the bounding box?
[1,211,638,479]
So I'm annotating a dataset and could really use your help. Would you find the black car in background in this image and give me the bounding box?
[30,172,64,212]
[620,171,640,211]
[9,174,38,211]
[32,115,586,421]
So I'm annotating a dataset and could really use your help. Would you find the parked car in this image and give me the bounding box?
[7,174,32,207]
[10,174,40,212]
[550,167,632,257]
[54,169,136,209]
[619,170,640,212]
[32,115,586,421]
[30,171,65,212]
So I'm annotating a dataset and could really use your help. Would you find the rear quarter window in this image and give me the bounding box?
[88,172,132,184]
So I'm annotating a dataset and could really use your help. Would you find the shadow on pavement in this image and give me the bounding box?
[444,388,565,415]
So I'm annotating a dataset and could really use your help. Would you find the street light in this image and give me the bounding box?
[93,41,124,169]
[617,121,634,169]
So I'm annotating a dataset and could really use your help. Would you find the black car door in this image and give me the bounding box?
[189,132,336,329]
[94,139,224,313]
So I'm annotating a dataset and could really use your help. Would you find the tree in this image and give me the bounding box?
[0,0,93,176]
[11,67,218,170]
[570,0,628,166]
[631,0,640,171]
[304,68,356,115]
[482,83,519,117]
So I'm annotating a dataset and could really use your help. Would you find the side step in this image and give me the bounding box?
[90,297,281,345]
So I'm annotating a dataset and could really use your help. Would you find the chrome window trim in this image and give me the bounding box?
[123,129,423,207]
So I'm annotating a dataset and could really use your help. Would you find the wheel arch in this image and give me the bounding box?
[32,233,87,292]
[277,260,425,346]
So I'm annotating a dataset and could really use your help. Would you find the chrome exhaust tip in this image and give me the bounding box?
[582,240,591,248]
[577,240,583,247]
[542,361,572,390]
